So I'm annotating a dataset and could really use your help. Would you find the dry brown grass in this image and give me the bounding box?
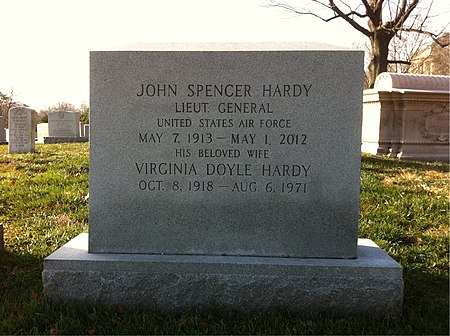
[382,168,449,198]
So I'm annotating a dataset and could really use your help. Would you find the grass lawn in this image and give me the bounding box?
[0,143,448,335]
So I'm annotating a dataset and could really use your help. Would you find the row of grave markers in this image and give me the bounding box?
[0,108,89,154]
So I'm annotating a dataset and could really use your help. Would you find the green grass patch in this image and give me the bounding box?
[0,144,448,335]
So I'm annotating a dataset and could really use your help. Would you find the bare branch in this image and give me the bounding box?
[328,0,372,36]
[267,0,333,22]
[360,0,374,14]
[388,59,411,65]
[403,28,450,47]
[336,0,355,13]
[267,0,370,36]
[397,0,409,20]
[393,0,419,30]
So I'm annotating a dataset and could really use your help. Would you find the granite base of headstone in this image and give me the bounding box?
[43,233,403,316]
[43,43,403,317]
[44,136,88,144]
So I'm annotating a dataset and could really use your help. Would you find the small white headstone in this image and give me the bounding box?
[79,122,85,137]
[37,123,49,143]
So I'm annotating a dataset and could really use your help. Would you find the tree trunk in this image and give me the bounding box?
[368,31,393,88]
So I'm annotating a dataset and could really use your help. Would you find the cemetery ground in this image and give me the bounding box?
[0,143,448,335]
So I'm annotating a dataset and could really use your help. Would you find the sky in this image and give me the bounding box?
[1,0,448,111]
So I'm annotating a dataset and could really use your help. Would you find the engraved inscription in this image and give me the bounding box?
[419,103,450,142]
[135,83,313,194]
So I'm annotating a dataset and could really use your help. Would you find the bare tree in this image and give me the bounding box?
[79,102,90,124]
[387,30,430,73]
[268,0,449,88]
[0,89,15,128]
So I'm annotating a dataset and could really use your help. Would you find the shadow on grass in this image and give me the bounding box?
[0,250,43,294]
[401,268,449,335]
[0,250,47,334]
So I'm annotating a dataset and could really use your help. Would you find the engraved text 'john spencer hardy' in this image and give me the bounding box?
[136,84,313,97]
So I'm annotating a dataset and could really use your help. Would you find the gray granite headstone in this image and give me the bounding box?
[43,43,403,316]
[8,107,36,154]
[0,116,6,143]
[89,45,364,258]
[48,111,80,137]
